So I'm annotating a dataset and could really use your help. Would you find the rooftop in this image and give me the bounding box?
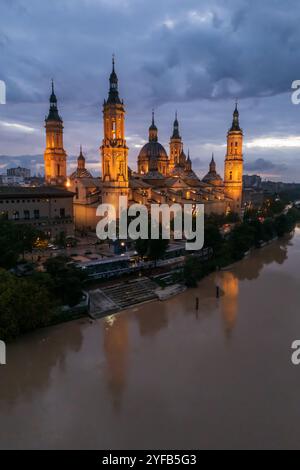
[0,186,74,198]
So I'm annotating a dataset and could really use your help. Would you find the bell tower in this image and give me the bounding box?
[44,80,67,186]
[169,111,183,172]
[101,57,128,214]
[224,103,243,213]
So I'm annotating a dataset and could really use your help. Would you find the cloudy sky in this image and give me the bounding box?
[1,0,300,181]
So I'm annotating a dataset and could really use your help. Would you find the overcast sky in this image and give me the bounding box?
[1,0,300,181]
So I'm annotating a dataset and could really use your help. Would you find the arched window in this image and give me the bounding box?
[112,121,116,138]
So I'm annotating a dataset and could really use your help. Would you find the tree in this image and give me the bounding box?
[229,222,255,260]
[0,219,43,268]
[134,220,169,265]
[262,197,285,217]
[148,238,169,265]
[183,256,203,287]
[248,219,265,247]
[16,224,44,258]
[262,218,276,241]
[204,224,223,255]
[0,219,21,268]
[44,256,87,306]
[135,238,148,258]
[0,269,53,341]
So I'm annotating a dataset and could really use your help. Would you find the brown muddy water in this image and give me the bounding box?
[1,228,300,449]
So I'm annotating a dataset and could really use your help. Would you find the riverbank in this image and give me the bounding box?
[1,203,299,343]
[85,231,285,319]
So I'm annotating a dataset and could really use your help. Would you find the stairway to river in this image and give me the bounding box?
[89,277,159,318]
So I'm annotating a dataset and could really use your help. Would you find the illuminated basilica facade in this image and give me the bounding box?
[44,60,244,230]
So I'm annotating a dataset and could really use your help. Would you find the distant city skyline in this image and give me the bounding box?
[1,0,300,182]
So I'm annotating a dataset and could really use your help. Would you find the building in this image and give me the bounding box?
[0,186,74,239]
[101,57,129,216]
[243,174,262,189]
[49,59,244,230]
[69,147,102,231]
[0,175,24,186]
[44,80,67,186]
[224,103,244,213]
[7,167,31,178]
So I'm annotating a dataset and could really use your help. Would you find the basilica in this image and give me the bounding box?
[44,60,244,230]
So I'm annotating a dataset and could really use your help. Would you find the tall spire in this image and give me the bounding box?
[149,109,158,142]
[151,109,155,127]
[210,153,216,173]
[107,54,121,104]
[46,79,61,121]
[78,145,85,169]
[171,111,180,139]
[230,100,241,131]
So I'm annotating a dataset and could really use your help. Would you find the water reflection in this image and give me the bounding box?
[0,322,83,409]
[219,272,239,338]
[103,314,129,411]
[236,237,289,281]
[135,303,168,337]
[216,237,290,337]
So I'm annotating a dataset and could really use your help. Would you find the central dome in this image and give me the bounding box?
[138,141,168,160]
[138,112,169,176]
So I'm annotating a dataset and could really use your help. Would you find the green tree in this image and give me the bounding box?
[204,224,223,255]
[183,256,203,287]
[0,220,20,268]
[248,219,265,247]
[135,238,148,258]
[229,222,255,260]
[0,219,43,268]
[134,220,169,265]
[0,269,53,341]
[44,256,87,307]
[148,238,169,265]
[262,218,276,241]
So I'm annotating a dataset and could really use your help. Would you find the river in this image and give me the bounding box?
[1,228,300,449]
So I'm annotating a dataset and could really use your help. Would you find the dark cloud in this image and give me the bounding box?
[0,0,300,181]
[244,158,288,173]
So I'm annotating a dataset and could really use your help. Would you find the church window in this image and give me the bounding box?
[230,171,233,180]
[112,121,116,137]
